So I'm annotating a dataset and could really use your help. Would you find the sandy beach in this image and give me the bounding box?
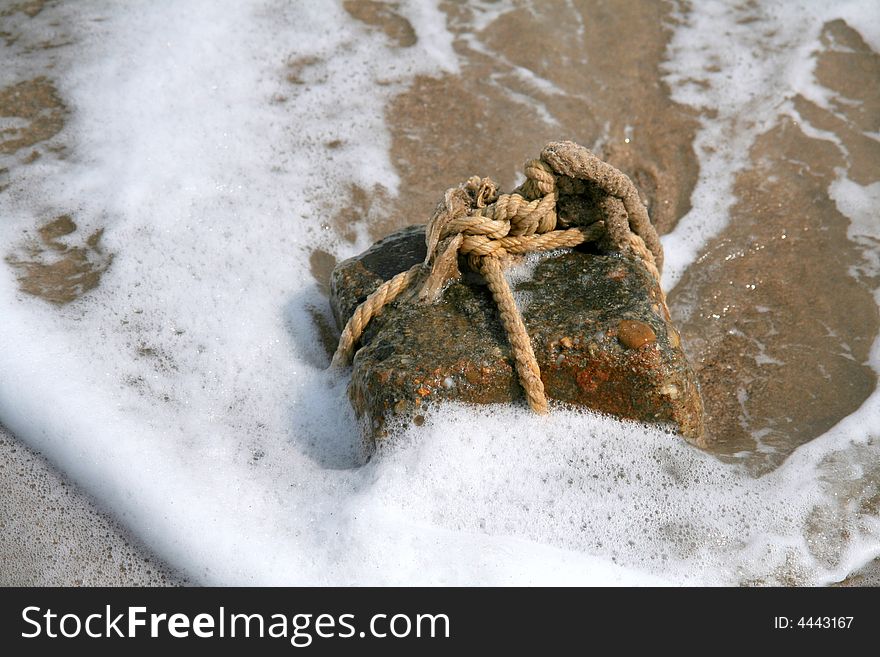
[1,425,186,585]
[1,0,879,585]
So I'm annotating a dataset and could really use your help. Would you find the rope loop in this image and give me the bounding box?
[331,141,665,414]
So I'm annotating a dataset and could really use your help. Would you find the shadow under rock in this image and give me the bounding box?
[282,288,369,470]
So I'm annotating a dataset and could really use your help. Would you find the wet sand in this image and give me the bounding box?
[2,0,878,583]
[672,19,880,469]
[0,425,188,586]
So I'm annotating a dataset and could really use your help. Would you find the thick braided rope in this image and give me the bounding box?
[331,141,665,414]
[481,255,548,413]
[330,265,421,368]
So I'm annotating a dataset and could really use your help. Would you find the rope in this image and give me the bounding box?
[331,140,666,414]
[330,264,422,369]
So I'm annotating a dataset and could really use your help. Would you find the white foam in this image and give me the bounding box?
[1,0,879,586]
[464,0,517,34]
[830,177,880,279]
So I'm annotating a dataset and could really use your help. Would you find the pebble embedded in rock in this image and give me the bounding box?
[617,320,657,349]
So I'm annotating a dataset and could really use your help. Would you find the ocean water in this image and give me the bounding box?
[0,0,878,585]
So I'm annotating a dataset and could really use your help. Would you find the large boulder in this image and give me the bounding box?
[331,225,704,447]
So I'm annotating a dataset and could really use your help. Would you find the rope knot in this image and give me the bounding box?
[331,141,666,415]
[466,176,498,208]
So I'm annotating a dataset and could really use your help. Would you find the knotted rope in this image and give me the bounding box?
[331,141,665,414]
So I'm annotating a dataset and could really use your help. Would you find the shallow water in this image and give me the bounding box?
[0,0,878,585]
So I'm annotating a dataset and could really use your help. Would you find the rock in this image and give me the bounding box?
[331,225,704,447]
